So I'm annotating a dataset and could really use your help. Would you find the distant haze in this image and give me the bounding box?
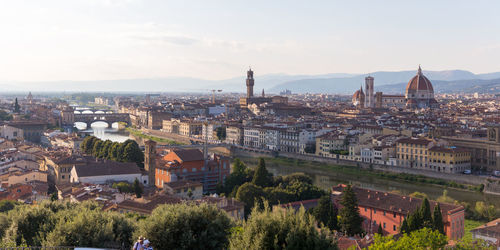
[2,69,500,94]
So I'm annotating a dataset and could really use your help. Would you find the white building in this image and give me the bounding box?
[70,161,144,185]
[243,127,261,148]
[0,125,24,141]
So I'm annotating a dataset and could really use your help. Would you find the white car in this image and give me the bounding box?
[463,170,471,174]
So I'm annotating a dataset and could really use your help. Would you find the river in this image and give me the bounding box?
[75,121,131,143]
[239,157,500,208]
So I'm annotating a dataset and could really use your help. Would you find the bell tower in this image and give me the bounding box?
[246,67,254,98]
[144,139,157,186]
[365,76,374,108]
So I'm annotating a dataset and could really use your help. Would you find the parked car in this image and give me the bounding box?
[463,170,472,174]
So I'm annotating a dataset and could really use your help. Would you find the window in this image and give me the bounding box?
[393,212,397,218]
[364,207,367,212]
[374,209,376,214]
[383,222,386,228]
[383,211,386,216]
[393,225,397,231]
[192,168,197,172]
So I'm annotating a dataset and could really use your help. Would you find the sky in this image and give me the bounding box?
[0,0,499,82]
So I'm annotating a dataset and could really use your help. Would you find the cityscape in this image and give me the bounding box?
[1,1,500,250]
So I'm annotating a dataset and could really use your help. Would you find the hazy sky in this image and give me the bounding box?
[1,0,499,81]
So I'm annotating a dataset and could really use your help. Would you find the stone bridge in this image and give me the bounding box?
[74,113,130,128]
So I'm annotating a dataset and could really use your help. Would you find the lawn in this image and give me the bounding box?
[463,219,483,242]
[126,127,185,145]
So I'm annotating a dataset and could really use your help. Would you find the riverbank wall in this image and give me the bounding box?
[231,146,500,195]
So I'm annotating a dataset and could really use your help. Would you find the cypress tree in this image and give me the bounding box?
[432,204,445,234]
[377,223,384,235]
[312,195,338,231]
[400,218,409,234]
[14,98,20,113]
[252,158,272,187]
[338,185,364,236]
[420,198,433,229]
[133,178,143,198]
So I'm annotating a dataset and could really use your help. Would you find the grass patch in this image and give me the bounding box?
[126,127,185,145]
[463,219,483,242]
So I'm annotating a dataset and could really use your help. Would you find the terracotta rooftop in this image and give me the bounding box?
[171,149,204,162]
[331,185,463,216]
[73,161,140,177]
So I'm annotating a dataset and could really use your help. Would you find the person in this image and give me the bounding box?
[133,236,144,250]
[143,239,153,250]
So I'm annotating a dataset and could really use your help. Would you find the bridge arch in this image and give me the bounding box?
[73,113,130,129]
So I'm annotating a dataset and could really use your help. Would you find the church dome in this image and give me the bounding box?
[406,66,433,93]
[352,88,365,99]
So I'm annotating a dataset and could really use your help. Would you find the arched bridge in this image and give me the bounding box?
[73,113,130,128]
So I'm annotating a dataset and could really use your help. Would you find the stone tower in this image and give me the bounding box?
[365,76,374,108]
[246,67,254,98]
[144,139,157,186]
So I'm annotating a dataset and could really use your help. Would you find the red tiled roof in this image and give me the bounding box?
[331,185,463,215]
[406,67,434,92]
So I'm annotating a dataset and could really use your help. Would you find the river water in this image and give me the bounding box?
[240,157,500,207]
[75,122,131,143]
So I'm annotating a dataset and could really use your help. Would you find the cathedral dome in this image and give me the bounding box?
[406,66,434,93]
[352,88,365,99]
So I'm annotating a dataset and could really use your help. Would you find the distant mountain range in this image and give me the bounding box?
[268,70,500,94]
[1,69,499,94]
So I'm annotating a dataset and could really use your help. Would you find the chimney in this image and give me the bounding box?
[368,194,371,199]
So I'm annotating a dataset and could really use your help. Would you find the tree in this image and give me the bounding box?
[251,158,272,187]
[399,218,409,234]
[110,142,121,161]
[0,200,18,212]
[235,182,265,217]
[285,181,325,201]
[99,140,112,159]
[0,110,13,121]
[475,201,497,221]
[377,224,384,235]
[432,204,444,235]
[406,212,422,232]
[311,195,338,231]
[80,136,94,154]
[229,204,336,250]
[112,182,133,193]
[338,185,364,236]
[122,140,144,168]
[136,203,233,250]
[92,140,103,157]
[409,191,428,199]
[369,228,447,250]
[13,98,20,113]
[43,202,134,248]
[304,144,316,154]
[420,198,433,229]
[220,159,252,195]
[133,178,143,198]
[281,172,313,186]
[216,127,226,141]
